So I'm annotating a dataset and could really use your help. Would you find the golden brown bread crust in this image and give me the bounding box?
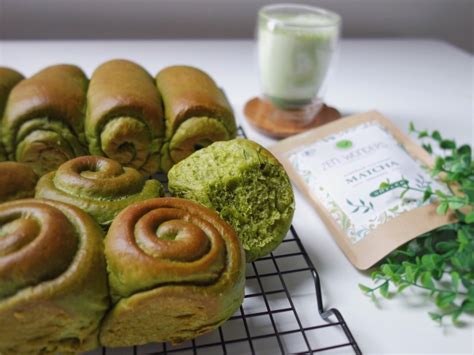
[1,64,88,175]
[86,59,165,141]
[35,155,164,226]
[0,67,24,116]
[0,67,24,161]
[0,199,109,354]
[86,59,165,175]
[2,64,88,146]
[100,197,245,346]
[156,65,236,136]
[0,162,38,202]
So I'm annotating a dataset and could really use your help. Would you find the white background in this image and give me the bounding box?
[0,0,473,53]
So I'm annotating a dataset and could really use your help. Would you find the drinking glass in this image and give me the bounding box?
[258,4,341,125]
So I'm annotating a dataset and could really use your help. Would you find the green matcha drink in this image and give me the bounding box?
[258,5,340,109]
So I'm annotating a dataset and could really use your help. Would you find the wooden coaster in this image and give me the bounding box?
[244,97,341,139]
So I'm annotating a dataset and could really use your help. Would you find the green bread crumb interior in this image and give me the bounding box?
[168,138,295,262]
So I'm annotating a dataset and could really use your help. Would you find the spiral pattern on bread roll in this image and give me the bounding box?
[0,199,109,354]
[100,197,245,347]
[2,64,88,176]
[156,66,237,172]
[86,59,165,176]
[35,156,164,226]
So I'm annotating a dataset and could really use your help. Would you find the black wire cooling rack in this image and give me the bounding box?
[89,127,362,355]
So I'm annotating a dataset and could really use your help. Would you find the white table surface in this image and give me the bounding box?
[1,39,472,354]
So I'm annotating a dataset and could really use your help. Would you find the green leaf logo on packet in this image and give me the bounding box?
[336,139,353,149]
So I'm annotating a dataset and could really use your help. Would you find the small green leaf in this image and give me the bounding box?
[422,143,433,154]
[452,308,463,323]
[440,140,456,149]
[435,292,456,309]
[450,162,465,173]
[460,153,471,166]
[436,241,457,252]
[457,229,469,246]
[463,301,474,312]
[397,283,411,293]
[420,271,434,289]
[462,180,474,201]
[432,157,445,176]
[382,264,395,278]
[370,270,382,280]
[457,144,471,155]
[451,256,463,270]
[404,265,416,283]
[431,130,442,141]
[421,254,440,270]
[429,312,442,323]
[380,282,390,298]
[418,131,429,139]
[448,200,466,210]
[436,202,449,215]
[451,271,460,291]
[466,286,473,301]
[465,211,474,224]
[370,292,377,303]
[408,122,415,133]
[422,189,433,202]
[358,284,372,293]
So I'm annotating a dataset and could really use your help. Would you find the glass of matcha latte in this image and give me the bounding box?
[258,4,341,124]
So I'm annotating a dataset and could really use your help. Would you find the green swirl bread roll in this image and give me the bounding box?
[35,155,164,227]
[156,66,237,172]
[0,199,109,354]
[100,197,245,346]
[86,59,165,176]
[0,67,24,161]
[168,138,295,262]
[1,64,88,176]
[0,162,38,202]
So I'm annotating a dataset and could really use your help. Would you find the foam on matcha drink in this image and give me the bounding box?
[258,5,340,108]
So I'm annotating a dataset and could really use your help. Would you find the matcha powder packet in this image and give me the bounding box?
[270,111,455,269]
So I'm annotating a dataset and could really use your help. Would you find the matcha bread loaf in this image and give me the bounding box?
[168,138,295,262]
[36,155,164,227]
[100,197,245,346]
[156,65,237,172]
[86,59,165,176]
[0,162,38,202]
[0,199,109,354]
[0,67,24,161]
[1,64,88,175]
